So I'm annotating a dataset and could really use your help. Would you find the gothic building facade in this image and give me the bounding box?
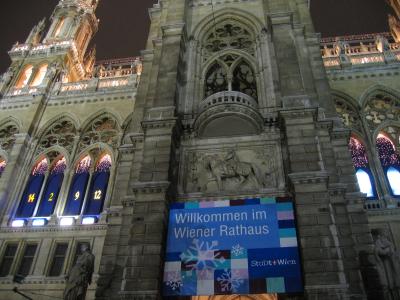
[0,0,399,299]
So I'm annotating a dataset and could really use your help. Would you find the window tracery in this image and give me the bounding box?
[38,119,76,154]
[0,122,19,153]
[79,115,119,151]
[203,22,254,58]
[334,97,362,131]
[363,93,400,129]
[204,57,257,99]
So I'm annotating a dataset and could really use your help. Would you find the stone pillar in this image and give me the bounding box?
[281,109,370,299]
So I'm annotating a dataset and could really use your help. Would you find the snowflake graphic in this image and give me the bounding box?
[231,244,244,257]
[165,271,183,291]
[217,269,244,292]
[180,239,225,271]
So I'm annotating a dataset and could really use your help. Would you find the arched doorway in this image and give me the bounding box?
[192,294,278,300]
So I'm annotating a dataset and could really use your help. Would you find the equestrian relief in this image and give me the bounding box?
[185,149,277,193]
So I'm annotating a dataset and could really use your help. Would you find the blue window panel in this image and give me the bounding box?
[84,171,110,215]
[63,172,90,216]
[355,169,374,198]
[16,175,45,218]
[36,173,64,217]
[387,166,400,196]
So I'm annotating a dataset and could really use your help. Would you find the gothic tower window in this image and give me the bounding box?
[0,158,6,176]
[349,137,376,198]
[15,65,34,88]
[30,64,48,87]
[376,133,400,196]
[16,158,48,218]
[54,17,65,37]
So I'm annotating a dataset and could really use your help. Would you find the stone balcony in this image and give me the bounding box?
[195,91,262,137]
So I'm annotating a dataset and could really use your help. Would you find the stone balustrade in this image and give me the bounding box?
[198,90,258,113]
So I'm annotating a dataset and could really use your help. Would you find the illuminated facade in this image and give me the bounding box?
[0,0,399,299]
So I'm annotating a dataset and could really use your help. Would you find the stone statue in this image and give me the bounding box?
[375,35,391,52]
[26,18,46,44]
[64,244,95,300]
[372,229,400,300]
[0,67,15,93]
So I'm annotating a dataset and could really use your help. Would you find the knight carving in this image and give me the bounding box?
[185,149,276,193]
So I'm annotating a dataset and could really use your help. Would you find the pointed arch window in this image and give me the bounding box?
[63,155,91,216]
[54,17,65,37]
[204,62,228,97]
[16,158,48,218]
[36,157,67,217]
[30,64,48,87]
[231,60,257,99]
[84,154,112,215]
[63,153,112,217]
[15,65,34,88]
[376,133,400,196]
[349,137,376,198]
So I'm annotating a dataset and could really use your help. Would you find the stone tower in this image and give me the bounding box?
[95,0,377,299]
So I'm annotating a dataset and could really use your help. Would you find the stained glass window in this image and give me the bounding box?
[376,133,400,196]
[63,155,92,216]
[36,157,67,217]
[349,137,375,198]
[16,158,48,218]
[84,154,112,215]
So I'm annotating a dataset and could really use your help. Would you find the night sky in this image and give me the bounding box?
[0,0,394,73]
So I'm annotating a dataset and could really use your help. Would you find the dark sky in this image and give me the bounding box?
[0,0,394,73]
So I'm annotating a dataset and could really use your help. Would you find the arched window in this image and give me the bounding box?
[36,157,67,217]
[30,64,48,87]
[15,65,34,88]
[16,158,48,218]
[231,60,257,99]
[84,153,112,215]
[349,137,376,198]
[63,155,91,216]
[54,17,65,37]
[204,62,228,97]
[63,153,112,217]
[376,133,400,196]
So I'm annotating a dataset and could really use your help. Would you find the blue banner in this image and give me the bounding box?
[163,198,303,296]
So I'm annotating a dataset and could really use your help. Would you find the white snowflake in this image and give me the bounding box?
[180,239,225,271]
[231,244,245,257]
[217,269,244,292]
[165,271,183,291]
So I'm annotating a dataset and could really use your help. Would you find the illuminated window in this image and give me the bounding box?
[16,158,48,218]
[54,17,65,37]
[15,65,34,88]
[63,153,112,217]
[84,154,112,215]
[349,137,375,198]
[0,159,6,176]
[30,64,48,87]
[63,155,91,216]
[35,157,67,217]
[376,133,400,196]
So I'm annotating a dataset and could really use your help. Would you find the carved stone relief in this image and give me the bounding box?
[183,147,278,193]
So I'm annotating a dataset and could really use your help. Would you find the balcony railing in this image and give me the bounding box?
[199,91,258,113]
